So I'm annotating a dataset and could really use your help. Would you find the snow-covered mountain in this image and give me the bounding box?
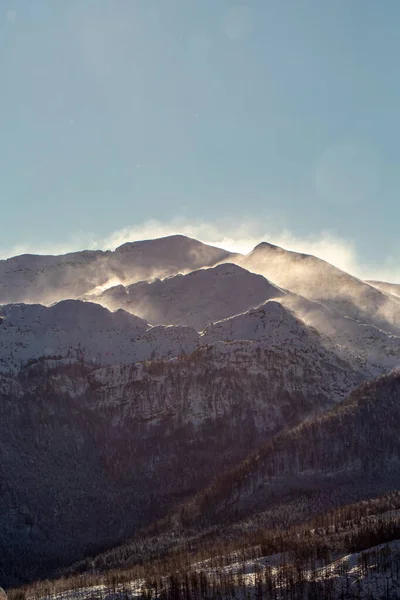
[0,300,199,372]
[0,332,361,584]
[202,299,323,346]
[280,293,400,372]
[1,233,400,588]
[237,241,400,333]
[200,299,370,374]
[1,291,376,383]
[94,263,284,329]
[0,235,232,305]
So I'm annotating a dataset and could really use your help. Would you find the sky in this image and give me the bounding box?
[1,0,400,279]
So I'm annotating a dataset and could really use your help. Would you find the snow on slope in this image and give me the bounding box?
[0,235,233,305]
[2,239,400,381]
[311,540,400,599]
[280,293,400,372]
[237,241,400,333]
[0,297,362,411]
[27,540,400,600]
[96,263,284,329]
[195,339,359,406]
[112,234,232,274]
[203,540,400,599]
[368,279,400,298]
[201,300,320,347]
[0,300,199,372]
[200,299,376,378]
[2,235,400,379]
[0,294,391,381]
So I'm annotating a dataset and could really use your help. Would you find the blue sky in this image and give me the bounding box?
[1,0,400,277]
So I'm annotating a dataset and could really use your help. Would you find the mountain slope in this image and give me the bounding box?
[0,328,360,585]
[0,300,198,372]
[368,279,400,298]
[280,293,400,372]
[96,264,284,329]
[202,299,325,347]
[0,293,364,385]
[0,236,233,305]
[2,233,400,590]
[168,370,400,533]
[238,242,400,333]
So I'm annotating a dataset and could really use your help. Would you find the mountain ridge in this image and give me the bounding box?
[0,235,233,305]
[94,263,284,329]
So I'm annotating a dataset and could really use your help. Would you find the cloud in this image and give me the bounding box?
[1,217,399,283]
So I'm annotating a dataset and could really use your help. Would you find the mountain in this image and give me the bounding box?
[202,298,328,346]
[95,264,284,329]
[0,300,198,373]
[0,294,364,382]
[2,233,400,591]
[165,370,400,535]
[200,296,400,376]
[91,256,400,375]
[280,293,400,373]
[0,236,232,305]
[0,325,360,585]
[237,242,400,333]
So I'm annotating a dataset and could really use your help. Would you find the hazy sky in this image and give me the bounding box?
[1,0,400,276]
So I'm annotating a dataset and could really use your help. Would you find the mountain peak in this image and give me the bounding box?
[250,240,311,259]
[115,233,196,252]
[251,241,280,252]
[114,234,229,255]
